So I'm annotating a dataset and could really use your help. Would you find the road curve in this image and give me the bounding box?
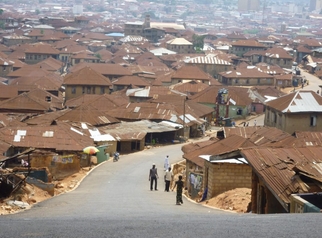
[0,144,322,238]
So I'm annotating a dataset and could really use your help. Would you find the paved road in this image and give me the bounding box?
[301,70,322,93]
[1,144,322,237]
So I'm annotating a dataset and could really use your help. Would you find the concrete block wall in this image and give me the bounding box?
[206,162,252,200]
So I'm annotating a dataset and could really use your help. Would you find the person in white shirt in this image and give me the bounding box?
[164,155,169,171]
[164,167,173,192]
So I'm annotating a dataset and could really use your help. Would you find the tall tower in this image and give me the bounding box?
[281,22,286,33]
[310,0,322,11]
[73,0,83,15]
[144,15,151,28]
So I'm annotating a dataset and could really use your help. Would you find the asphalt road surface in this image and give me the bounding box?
[1,144,322,238]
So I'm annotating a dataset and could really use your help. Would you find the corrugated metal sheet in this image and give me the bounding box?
[224,126,298,147]
[241,147,322,209]
[0,123,94,151]
[295,131,322,146]
[267,91,322,113]
[285,91,322,113]
[184,56,231,65]
[184,134,250,167]
[108,101,203,126]
[100,120,181,141]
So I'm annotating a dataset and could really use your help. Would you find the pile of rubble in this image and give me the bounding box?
[0,167,91,215]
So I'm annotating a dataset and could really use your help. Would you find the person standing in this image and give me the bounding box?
[172,175,184,205]
[254,119,257,126]
[164,155,169,171]
[164,167,173,192]
[149,163,158,191]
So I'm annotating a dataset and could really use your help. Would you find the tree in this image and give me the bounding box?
[192,34,205,49]
[95,53,101,60]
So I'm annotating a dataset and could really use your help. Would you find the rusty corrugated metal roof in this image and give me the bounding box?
[224,126,297,147]
[56,105,119,126]
[266,91,322,113]
[182,139,217,154]
[184,135,250,167]
[190,85,252,106]
[295,131,322,146]
[100,120,181,141]
[240,147,322,210]
[65,93,128,109]
[107,101,203,126]
[0,123,94,152]
[172,65,211,81]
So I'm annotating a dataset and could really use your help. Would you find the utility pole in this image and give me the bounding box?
[183,96,186,138]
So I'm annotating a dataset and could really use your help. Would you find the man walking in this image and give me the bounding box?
[164,155,169,171]
[172,175,184,205]
[149,163,159,191]
[164,167,173,192]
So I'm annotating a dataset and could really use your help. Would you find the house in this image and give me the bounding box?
[171,65,212,85]
[218,66,275,86]
[58,45,88,63]
[124,15,185,42]
[2,34,32,46]
[35,57,64,74]
[99,120,183,153]
[150,94,215,137]
[247,86,285,114]
[68,63,132,81]
[166,38,195,54]
[126,86,175,103]
[295,44,312,63]
[189,86,253,120]
[23,29,54,43]
[74,16,90,26]
[63,66,112,101]
[171,81,210,96]
[60,26,81,35]
[64,93,128,110]
[0,57,14,77]
[183,134,252,200]
[186,126,313,213]
[0,88,64,113]
[275,74,294,88]
[184,55,233,78]
[55,105,120,127]
[0,122,95,179]
[111,75,150,91]
[25,43,60,64]
[9,74,63,97]
[262,47,294,69]
[230,39,266,57]
[70,51,100,66]
[107,101,205,139]
[226,32,247,42]
[264,90,322,134]
[241,146,322,213]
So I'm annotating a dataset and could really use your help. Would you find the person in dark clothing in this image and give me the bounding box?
[149,164,159,191]
[172,175,184,205]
